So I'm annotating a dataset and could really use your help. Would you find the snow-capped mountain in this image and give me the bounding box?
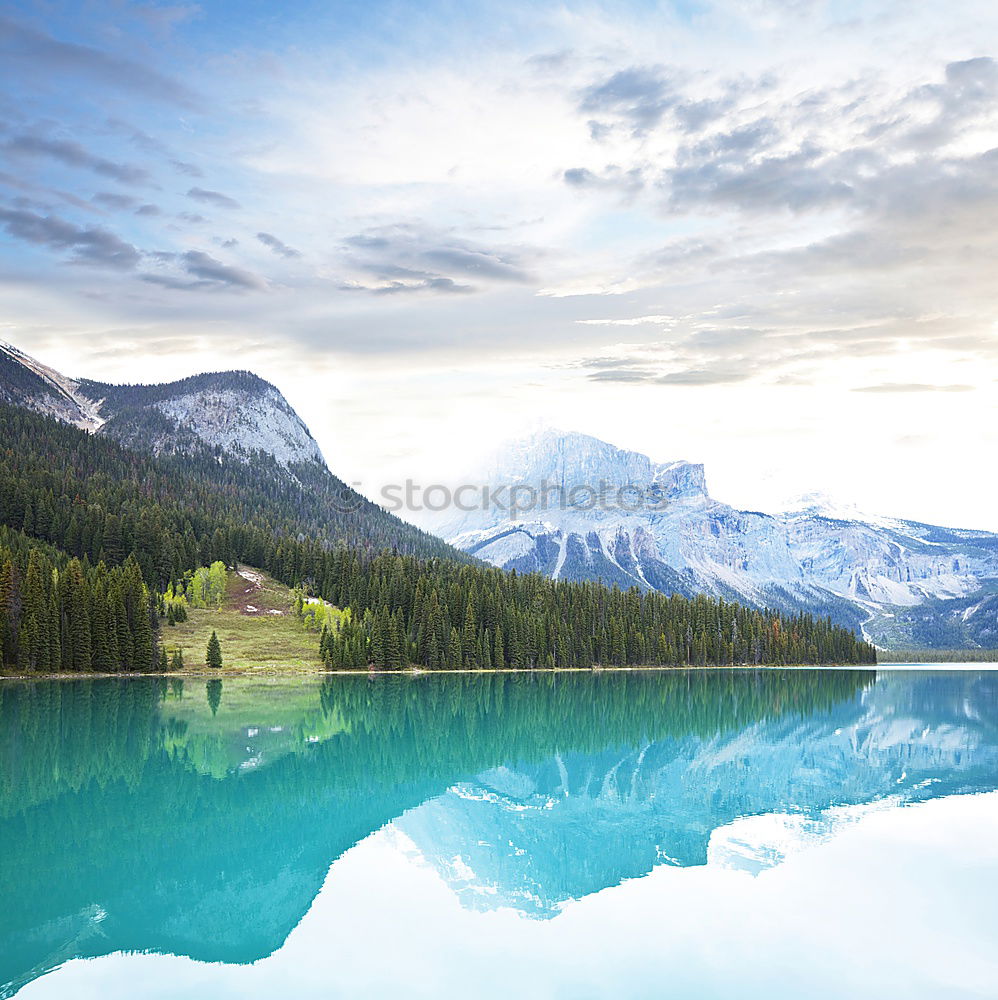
[0,340,323,468]
[395,671,998,917]
[423,429,998,649]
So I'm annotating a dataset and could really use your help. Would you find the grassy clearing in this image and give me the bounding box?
[161,565,325,673]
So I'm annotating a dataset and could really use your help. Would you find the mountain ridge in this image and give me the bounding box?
[423,429,998,649]
[0,341,323,469]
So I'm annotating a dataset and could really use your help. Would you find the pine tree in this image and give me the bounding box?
[206,630,222,669]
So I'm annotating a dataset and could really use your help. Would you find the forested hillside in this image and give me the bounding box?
[312,550,875,669]
[0,403,876,672]
[0,401,462,577]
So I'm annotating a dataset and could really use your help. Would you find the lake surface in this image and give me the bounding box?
[2,669,997,999]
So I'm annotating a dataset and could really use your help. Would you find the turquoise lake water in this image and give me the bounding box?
[2,669,997,999]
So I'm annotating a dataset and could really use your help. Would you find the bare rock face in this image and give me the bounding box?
[422,429,998,649]
[0,341,323,470]
[0,340,106,432]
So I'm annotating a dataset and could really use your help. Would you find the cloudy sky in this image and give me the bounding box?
[2,0,997,528]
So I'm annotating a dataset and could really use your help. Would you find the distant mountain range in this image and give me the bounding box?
[4,342,994,649]
[422,429,998,649]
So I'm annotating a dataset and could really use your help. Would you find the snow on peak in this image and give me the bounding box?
[488,428,707,499]
[780,491,897,528]
[0,340,323,469]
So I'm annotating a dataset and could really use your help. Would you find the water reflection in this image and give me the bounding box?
[1,669,996,997]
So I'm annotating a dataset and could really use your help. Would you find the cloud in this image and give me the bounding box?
[656,368,753,385]
[171,160,203,176]
[340,276,473,296]
[666,141,854,214]
[579,66,676,134]
[563,165,645,197]
[904,57,998,150]
[187,187,241,209]
[5,134,149,185]
[182,250,264,289]
[135,203,161,216]
[0,205,141,268]
[103,117,204,176]
[0,15,199,107]
[585,368,656,382]
[92,191,137,211]
[142,250,265,291]
[852,383,975,393]
[257,231,301,258]
[579,65,741,139]
[341,222,535,294]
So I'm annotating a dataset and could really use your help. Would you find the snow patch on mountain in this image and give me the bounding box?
[0,341,324,470]
[0,340,106,431]
[423,429,998,648]
[155,386,323,467]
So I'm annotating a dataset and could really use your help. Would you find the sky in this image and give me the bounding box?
[1,0,997,529]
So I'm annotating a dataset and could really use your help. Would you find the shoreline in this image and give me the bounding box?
[0,662,927,682]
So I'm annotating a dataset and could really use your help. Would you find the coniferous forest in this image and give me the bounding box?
[0,402,876,672]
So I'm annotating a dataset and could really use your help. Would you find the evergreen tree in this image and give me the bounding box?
[206,630,223,670]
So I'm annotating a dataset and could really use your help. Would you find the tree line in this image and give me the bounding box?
[0,526,156,673]
[0,402,876,672]
[309,550,875,669]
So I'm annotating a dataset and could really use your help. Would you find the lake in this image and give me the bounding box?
[2,668,997,999]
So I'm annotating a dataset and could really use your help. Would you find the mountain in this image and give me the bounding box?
[395,671,998,917]
[422,429,998,649]
[0,340,322,468]
[0,339,462,563]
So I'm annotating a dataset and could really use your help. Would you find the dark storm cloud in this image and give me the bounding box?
[5,134,150,185]
[187,187,241,209]
[257,232,301,259]
[0,16,200,107]
[0,205,141,268]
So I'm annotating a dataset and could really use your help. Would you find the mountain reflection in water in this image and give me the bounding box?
[2,668,997,997]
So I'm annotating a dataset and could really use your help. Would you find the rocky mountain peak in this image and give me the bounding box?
[0,341,324,469]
